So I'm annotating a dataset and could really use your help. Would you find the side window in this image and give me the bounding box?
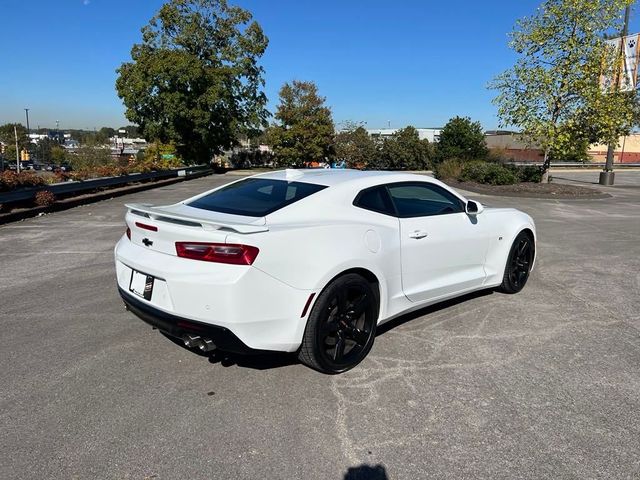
[353,186,396,216]
[387,183,463,218]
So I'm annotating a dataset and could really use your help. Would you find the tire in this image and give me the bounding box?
[500,231,535,294]
[298,273,378,374]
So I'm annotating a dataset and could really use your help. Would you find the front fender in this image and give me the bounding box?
[482,209,537,286]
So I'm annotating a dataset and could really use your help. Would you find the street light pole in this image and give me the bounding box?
[600,3,632,186]
[24,108,31,164]
[15,125,21,174]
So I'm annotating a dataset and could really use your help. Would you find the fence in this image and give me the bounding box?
[0,165,211,206]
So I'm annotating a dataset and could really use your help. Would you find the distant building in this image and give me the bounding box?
[109,136,148,157]
[484,131,640,163]
[484,131,544,162]
[588,136,640,163]
[366,128,442,143]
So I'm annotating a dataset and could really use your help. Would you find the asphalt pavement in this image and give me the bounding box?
[1,170,639,479]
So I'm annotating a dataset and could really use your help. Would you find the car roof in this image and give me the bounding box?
[252,169,437,188]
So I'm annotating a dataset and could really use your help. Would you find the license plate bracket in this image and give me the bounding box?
[129,269,154,301]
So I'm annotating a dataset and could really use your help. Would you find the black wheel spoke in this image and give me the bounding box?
[344,325,369,346]
[333,336,346,361]
[517,240,528,256]
[320,319,339,338]
[336,289,348,313]
[348,294,368,319]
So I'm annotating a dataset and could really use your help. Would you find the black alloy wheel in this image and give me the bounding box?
[299,274,377,374]
[501,231,534,294]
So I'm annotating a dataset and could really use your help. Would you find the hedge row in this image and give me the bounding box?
[435,159,543,185]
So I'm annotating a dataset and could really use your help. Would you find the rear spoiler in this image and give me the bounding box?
[125,203,269,234]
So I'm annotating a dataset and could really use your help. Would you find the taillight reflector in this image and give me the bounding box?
[135,222,158,232]
[126,227,131,240]
[175,242,259,265]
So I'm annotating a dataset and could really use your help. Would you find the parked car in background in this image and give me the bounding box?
[115,169,536,373]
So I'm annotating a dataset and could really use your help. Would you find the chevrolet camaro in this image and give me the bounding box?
[115,169,536,373]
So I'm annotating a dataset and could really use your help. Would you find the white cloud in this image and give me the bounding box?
[83,0,90,5]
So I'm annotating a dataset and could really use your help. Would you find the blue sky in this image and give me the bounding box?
[0,0,636,130]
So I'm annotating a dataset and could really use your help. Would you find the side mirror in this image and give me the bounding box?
[466,200,484,215]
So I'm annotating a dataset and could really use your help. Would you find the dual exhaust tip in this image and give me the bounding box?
[182,334,216,353]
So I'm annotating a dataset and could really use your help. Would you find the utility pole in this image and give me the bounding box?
[24,109,30,135]
[24,108,31,164]
[15,125,21,173]
[600,3,632,186]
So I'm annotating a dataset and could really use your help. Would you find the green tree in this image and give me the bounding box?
[435,116,488,162]
[0,123,29,154]
[118,125,140,138]
[372,126,431,170]
[67,142,112,171]
[267,80,335,167]
[3,145,18,164]
[51,144,67,164]
[116,0,269,164]
[334,124,377,168]
[490,0,637,182]
[143,141,181,163]
[36,137,54,163]
[95,127,116,144]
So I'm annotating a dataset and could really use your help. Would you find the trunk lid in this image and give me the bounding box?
[125,203,268,256]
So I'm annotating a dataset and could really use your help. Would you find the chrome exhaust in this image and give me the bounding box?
[199,338,215,352]
[182,334,201,348]
[182,334,215,353]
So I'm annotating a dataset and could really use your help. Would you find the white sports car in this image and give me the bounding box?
[115,169,536,373]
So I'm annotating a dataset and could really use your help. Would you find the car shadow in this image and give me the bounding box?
[207,349,298,370]
[551,176,599,185]
[160,331,298,370]
[376,288,494,336]
[161,289,496,372]
[343,464,389,480]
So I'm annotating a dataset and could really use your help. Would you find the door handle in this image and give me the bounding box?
[409,230,428,239]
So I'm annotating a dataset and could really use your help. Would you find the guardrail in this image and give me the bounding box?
[0,165,211,206]
[507,161,640,168]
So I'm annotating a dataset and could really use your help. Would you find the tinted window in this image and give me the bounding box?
[354,187,396,216]
[188,178,327,217]
[387,183,463,218]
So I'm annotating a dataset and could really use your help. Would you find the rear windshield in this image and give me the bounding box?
[188,178,327,217]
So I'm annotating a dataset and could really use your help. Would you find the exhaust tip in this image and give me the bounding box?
[182,334,200,348]
[199,338,215,353]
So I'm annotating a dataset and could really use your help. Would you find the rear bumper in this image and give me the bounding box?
[119,287,258,354]
[114,237,316,352]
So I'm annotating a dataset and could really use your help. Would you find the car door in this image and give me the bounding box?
[387,182,489,303]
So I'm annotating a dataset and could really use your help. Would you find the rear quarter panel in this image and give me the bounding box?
[225,205,404,320]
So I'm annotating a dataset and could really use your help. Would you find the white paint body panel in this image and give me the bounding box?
[114,170,536,352]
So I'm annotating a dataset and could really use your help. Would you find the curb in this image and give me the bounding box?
[0,169,214,225]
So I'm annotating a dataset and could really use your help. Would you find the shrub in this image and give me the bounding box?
[434,158,463,180]
[54,171,72,183]
[0,171,47,191]
[459,161,519,185]
[515,165,543,183]
[483,163,519,185]
[485,147,509,163]
[35,190,56,207]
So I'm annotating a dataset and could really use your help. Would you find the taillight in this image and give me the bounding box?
[135,222,158,232]
[175,242,259,265]
[126,227,131,240]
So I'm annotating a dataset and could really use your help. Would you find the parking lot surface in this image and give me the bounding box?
[1,171,639,479]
